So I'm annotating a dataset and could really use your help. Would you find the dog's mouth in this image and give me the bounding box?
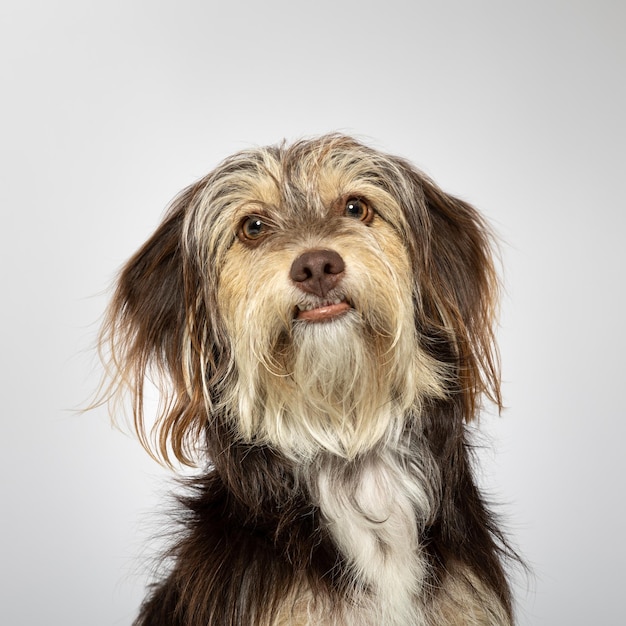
[294,296,352,323]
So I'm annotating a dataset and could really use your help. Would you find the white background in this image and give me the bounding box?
[1,1,624,624]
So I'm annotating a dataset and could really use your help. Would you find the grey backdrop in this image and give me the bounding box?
[2,1,624,624]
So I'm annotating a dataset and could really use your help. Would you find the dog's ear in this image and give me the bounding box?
[98,183,212,466]
[405,172,501,422]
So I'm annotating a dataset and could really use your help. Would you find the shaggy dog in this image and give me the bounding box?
[99,134,517,625]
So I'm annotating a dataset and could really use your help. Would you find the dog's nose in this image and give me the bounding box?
[290,249,345,298]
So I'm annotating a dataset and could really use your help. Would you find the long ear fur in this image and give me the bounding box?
[98,183,214,467]
[400,165,501,422]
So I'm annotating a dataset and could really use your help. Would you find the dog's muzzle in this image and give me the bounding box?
[290,249,351,322]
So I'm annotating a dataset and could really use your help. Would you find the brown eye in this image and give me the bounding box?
[344,197,373,223]
[239,215,268,241]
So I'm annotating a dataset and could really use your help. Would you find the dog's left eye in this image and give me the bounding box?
[239,216,268,241]
[344,198,373,224]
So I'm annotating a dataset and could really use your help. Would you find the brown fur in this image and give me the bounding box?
[97,134,518,624]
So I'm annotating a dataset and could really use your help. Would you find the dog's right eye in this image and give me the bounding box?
[239,216,268,242]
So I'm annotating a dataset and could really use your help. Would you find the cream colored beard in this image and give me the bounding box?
[228,302,443,461]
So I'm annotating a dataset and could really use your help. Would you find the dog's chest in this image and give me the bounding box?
[314,454,430,625]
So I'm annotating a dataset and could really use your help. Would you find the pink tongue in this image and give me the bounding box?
[297,301,351,322]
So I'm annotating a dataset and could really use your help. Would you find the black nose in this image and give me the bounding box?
[290,249,345,298]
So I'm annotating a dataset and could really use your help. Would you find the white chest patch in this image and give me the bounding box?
[314,451,433,626]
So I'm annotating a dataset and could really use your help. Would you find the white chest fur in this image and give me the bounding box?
[314,450,433,626]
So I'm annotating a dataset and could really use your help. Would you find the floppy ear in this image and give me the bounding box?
[407,172,501,421]
[98,183,213,466]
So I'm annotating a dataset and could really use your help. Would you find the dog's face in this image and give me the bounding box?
[101,135,500,466]
[211,147,447,460]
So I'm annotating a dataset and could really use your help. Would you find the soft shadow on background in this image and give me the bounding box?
[1,1,624,624]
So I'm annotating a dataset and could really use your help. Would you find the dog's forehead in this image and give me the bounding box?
[210,140,409,223]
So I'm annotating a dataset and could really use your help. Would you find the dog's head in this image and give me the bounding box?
[100,135,500,465]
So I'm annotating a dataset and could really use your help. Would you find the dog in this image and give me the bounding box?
[99,134,517,625]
